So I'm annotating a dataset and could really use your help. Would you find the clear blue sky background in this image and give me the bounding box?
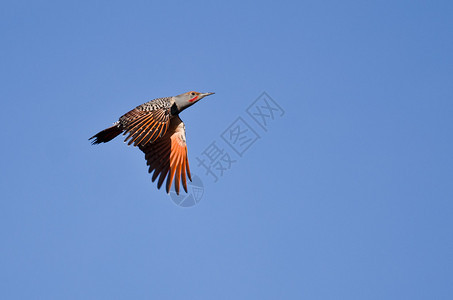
[1,0,452,299]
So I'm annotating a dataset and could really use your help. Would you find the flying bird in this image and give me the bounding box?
[89,91,215,195]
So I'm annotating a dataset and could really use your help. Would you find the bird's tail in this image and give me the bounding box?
[89,124,122,144]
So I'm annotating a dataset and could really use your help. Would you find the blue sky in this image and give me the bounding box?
[1,0,453,299]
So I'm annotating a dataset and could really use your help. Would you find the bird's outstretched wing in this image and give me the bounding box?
[139,116,192,195]
[121,106,171,147]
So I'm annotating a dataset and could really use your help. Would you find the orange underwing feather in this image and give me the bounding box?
[166,151,178,194]
[175,154,182,195]
[185,151,192,182]
[138,116,191,194]
[181,157,188,193]
[174,148,183,194]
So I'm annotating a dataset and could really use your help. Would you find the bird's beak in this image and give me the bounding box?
[200,92,215,98]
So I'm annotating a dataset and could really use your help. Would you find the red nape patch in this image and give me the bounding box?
[188,96,198,102]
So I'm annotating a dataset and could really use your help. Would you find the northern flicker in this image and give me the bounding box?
[89,91,215,195]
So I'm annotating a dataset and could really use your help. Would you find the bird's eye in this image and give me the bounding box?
[191,92,195,96]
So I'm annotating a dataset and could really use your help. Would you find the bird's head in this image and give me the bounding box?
[173,91,215,112]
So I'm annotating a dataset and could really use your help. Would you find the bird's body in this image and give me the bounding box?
[90,91,214,195]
